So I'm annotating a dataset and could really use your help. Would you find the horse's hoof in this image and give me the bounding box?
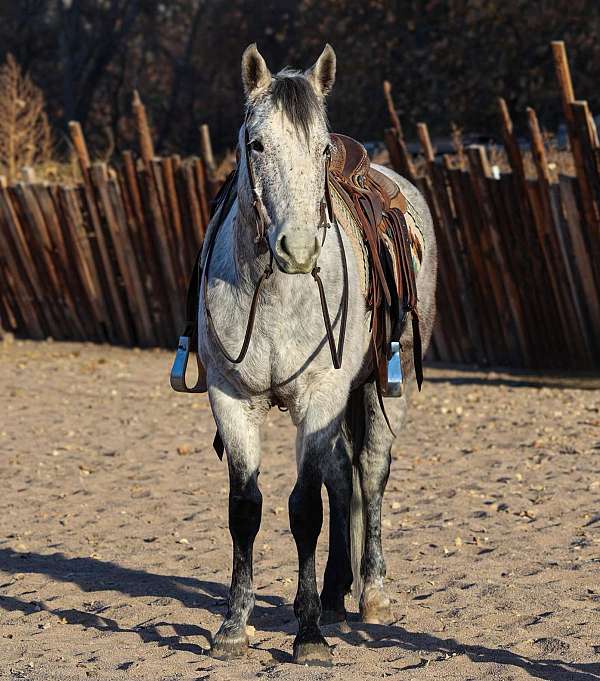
[360,604,394,624]
[360,588,394,625]
[210,631,249,660]
[293,636,333,666]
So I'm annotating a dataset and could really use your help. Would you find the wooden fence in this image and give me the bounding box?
[385,41,600,370]
[0,96,216,349]
[0,41,598,370]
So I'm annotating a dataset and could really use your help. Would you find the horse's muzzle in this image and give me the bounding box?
[274,233,321,274]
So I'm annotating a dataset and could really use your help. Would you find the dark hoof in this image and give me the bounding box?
[360,587,394,625]
[210,631,249,660]
[293,634,332,666]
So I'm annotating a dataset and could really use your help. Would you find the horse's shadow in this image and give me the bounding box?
[0,546,293,652]
[333,621,600,681]
[0,592,209,654]
[0,547,598,680]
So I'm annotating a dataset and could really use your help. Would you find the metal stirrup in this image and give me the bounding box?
[170,335,207,393]
[384,341,403,397]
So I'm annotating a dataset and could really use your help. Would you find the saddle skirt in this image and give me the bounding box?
[328,133,425,391]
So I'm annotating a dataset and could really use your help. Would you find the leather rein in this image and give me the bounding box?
[203,114,349,371]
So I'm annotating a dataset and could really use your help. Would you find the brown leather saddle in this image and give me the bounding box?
[328,133,423,392]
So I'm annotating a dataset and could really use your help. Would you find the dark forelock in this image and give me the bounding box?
[269,69,326,140]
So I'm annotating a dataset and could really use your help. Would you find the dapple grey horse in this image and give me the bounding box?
[197,43,437,664]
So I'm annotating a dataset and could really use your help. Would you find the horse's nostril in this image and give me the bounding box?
[277,232,319,270]
[279,235,291,258]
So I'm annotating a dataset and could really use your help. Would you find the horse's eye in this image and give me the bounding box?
[250,140,264,153]
[323,143,332,157]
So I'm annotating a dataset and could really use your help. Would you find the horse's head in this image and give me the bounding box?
[239,43,336,274]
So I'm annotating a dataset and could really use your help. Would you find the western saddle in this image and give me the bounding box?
[327,133,423,394]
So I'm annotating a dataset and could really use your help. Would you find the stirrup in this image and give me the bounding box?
[383,341,403,397]
[170,335,207,393]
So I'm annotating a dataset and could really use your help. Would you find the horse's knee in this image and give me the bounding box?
[359,446,391,500]
[229,474,262,542]
[289,479,322,544]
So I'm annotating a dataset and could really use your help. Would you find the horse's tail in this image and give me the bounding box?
[346,386,366,604]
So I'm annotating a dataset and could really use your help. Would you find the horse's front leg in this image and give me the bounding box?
[289,401,344,665]
[208,385,264,659]
[320,436,353,624]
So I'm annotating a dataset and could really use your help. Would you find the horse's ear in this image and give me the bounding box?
[241,43,272,99]
[306,44,336,97]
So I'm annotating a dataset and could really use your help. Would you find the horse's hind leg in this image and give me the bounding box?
[320,436,353,624]
[208,385,264,660]
[357,381,402,624]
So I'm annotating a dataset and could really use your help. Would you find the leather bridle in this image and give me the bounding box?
[202,111,349,370]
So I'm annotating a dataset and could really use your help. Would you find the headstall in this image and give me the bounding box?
[201,109,349,371]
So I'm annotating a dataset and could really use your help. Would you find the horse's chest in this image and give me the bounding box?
[203,280,333,398]
[245,299,327,390]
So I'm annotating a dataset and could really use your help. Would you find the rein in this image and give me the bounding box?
[202,116,349,370]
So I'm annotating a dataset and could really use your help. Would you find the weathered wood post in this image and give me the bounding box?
[132,90,155,164]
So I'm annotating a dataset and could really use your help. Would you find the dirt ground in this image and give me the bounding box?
[0,339,599,681]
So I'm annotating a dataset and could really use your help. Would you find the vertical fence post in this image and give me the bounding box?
[68,121,91,172]
[199,123,220,199]
[469,145,533,366]
[68,120,133,345]
[416,122,435,163]
[527,107,591,367]
[132,90,155,164]
[199,123,216,175]
[413,122,457,362]
[551,41,600,288]
[497,97,561,365]
[383,80,404,139]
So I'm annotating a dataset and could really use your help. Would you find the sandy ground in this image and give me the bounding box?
[0,339,599,681]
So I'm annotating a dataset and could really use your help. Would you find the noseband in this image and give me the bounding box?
[202,113,349,370]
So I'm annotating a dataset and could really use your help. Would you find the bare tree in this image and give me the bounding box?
[57,0,145,126]
[0,54,52,181]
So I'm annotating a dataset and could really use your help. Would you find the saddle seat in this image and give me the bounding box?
[329,133,407,214]
[327,133,424,392]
